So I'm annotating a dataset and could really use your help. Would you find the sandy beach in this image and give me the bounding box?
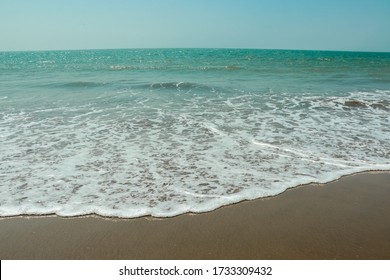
[0,171,389,260]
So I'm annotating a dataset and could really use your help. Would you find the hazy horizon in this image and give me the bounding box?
[2,47,390,54]
[1,0,390,53]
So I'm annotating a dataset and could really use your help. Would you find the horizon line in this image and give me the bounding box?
[1,47,389,54]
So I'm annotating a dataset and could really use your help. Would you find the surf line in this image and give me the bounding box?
[251,139,348,167]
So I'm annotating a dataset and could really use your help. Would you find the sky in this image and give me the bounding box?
[1,0,390,52]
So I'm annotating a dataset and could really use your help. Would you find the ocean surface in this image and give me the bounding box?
[1,48,390,218]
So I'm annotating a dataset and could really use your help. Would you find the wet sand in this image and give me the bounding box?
[1,172,390,259]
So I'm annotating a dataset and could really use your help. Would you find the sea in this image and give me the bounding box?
[1,48,390,218]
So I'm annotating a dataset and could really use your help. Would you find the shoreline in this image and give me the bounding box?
[1,171,390,259]
[2,169,389,220]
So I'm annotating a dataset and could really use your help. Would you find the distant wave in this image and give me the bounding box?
[109,65,135,70]
[39,81,109,89]
[150,81,206,90]
[135,81,221,92]
[62,81,107,88]
[109,65,162,71]
[108,65,242,72]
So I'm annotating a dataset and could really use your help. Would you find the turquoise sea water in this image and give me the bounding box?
[1,49,390,217]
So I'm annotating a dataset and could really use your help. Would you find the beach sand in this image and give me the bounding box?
[0,172,389,260]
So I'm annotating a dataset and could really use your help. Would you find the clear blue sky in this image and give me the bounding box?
[1,0,390,52]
